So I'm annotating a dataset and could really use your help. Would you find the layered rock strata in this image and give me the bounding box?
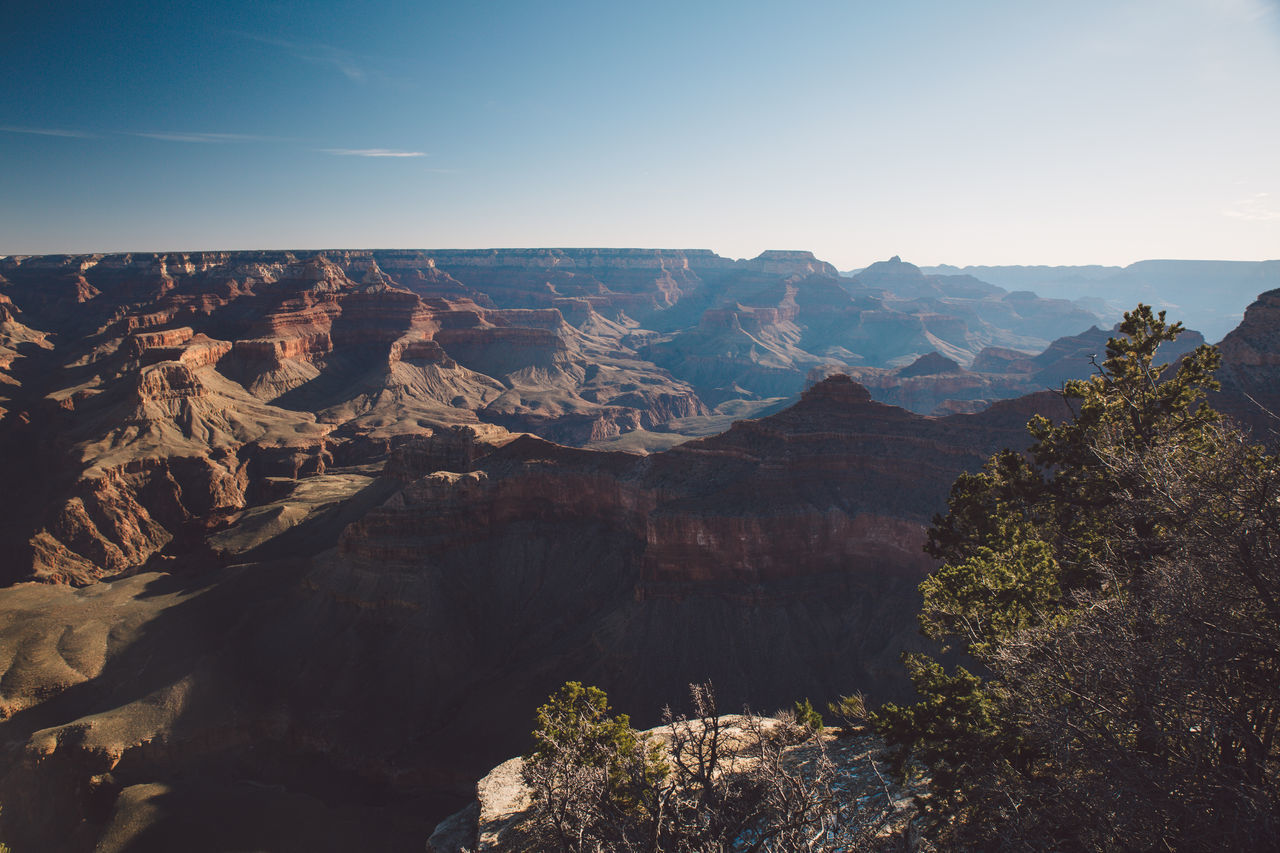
[0,245,1199,852]
[1214,287,1280,439]
[280,375,1071,814]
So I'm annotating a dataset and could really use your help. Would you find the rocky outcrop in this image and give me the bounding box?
[0,252,727,581]
[898,351,962,378]
[0,238,1109,583]
[5,372,1002,849]
[20,332,332,584]
[427,720,908,853]
[970,345,1034,374]
[383,425,516,482]
[0,291,53,417]
[1214,288,1280,440]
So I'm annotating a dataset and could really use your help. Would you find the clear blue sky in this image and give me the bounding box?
[2,0,1278,268]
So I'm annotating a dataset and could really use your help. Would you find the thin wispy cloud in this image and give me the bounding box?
[0,124,94,138]
[322,148,427,158]
[1223,192,1280,222]
[232,31,371,82]
[2,123,432,164]
[131,131,276,144]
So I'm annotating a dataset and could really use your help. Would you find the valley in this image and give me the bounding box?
[0,248,1276,850]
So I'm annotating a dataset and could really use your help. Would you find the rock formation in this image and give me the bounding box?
[1214,287,1280,440]
[849,256,1101,352]
[425,718,912,853]
[0,249,1110,584]
[839,321,1208,416]
[923,259,1280,342]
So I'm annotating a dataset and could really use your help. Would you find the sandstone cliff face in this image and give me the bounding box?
[1214,288,1280,439]
[0,365,1098,853]
[23,333,333,584]
[282,375,1070,811]
[0,251,727,582]
[0,291,53,418]
[22,375,1019,843]
[0,247,1101,474]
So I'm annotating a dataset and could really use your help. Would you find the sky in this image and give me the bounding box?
[2,0,1278,269]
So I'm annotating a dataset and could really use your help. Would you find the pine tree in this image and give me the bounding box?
[872,306,1280,848]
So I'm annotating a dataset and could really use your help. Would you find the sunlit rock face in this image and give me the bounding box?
[1215,288,1280,438]
[0,250,717,583]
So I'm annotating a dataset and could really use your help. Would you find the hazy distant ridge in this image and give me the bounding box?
[921,260,1280,341]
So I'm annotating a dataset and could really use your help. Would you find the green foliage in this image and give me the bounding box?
[523,681,669,850]
[872,656,1003,811]
[523,682,907,851]
[792,698,824,734]
[873,305,1280,848]
[826,692,868,730]
[527,680,667,806]
[913,304,1220,669]
[926,305,1222,594]
[529,681,640,774]
[917,536,1060,657]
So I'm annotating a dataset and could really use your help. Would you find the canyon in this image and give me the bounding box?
[0,248,1272,851]
[0,249,1121,588]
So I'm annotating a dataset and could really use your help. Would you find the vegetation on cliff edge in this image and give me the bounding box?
[522,682,908,851]
[873,305,1280,850]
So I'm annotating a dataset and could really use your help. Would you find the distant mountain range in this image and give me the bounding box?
[919,260,1280,342]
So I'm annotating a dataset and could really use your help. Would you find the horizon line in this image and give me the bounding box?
[2,246,1279,270]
